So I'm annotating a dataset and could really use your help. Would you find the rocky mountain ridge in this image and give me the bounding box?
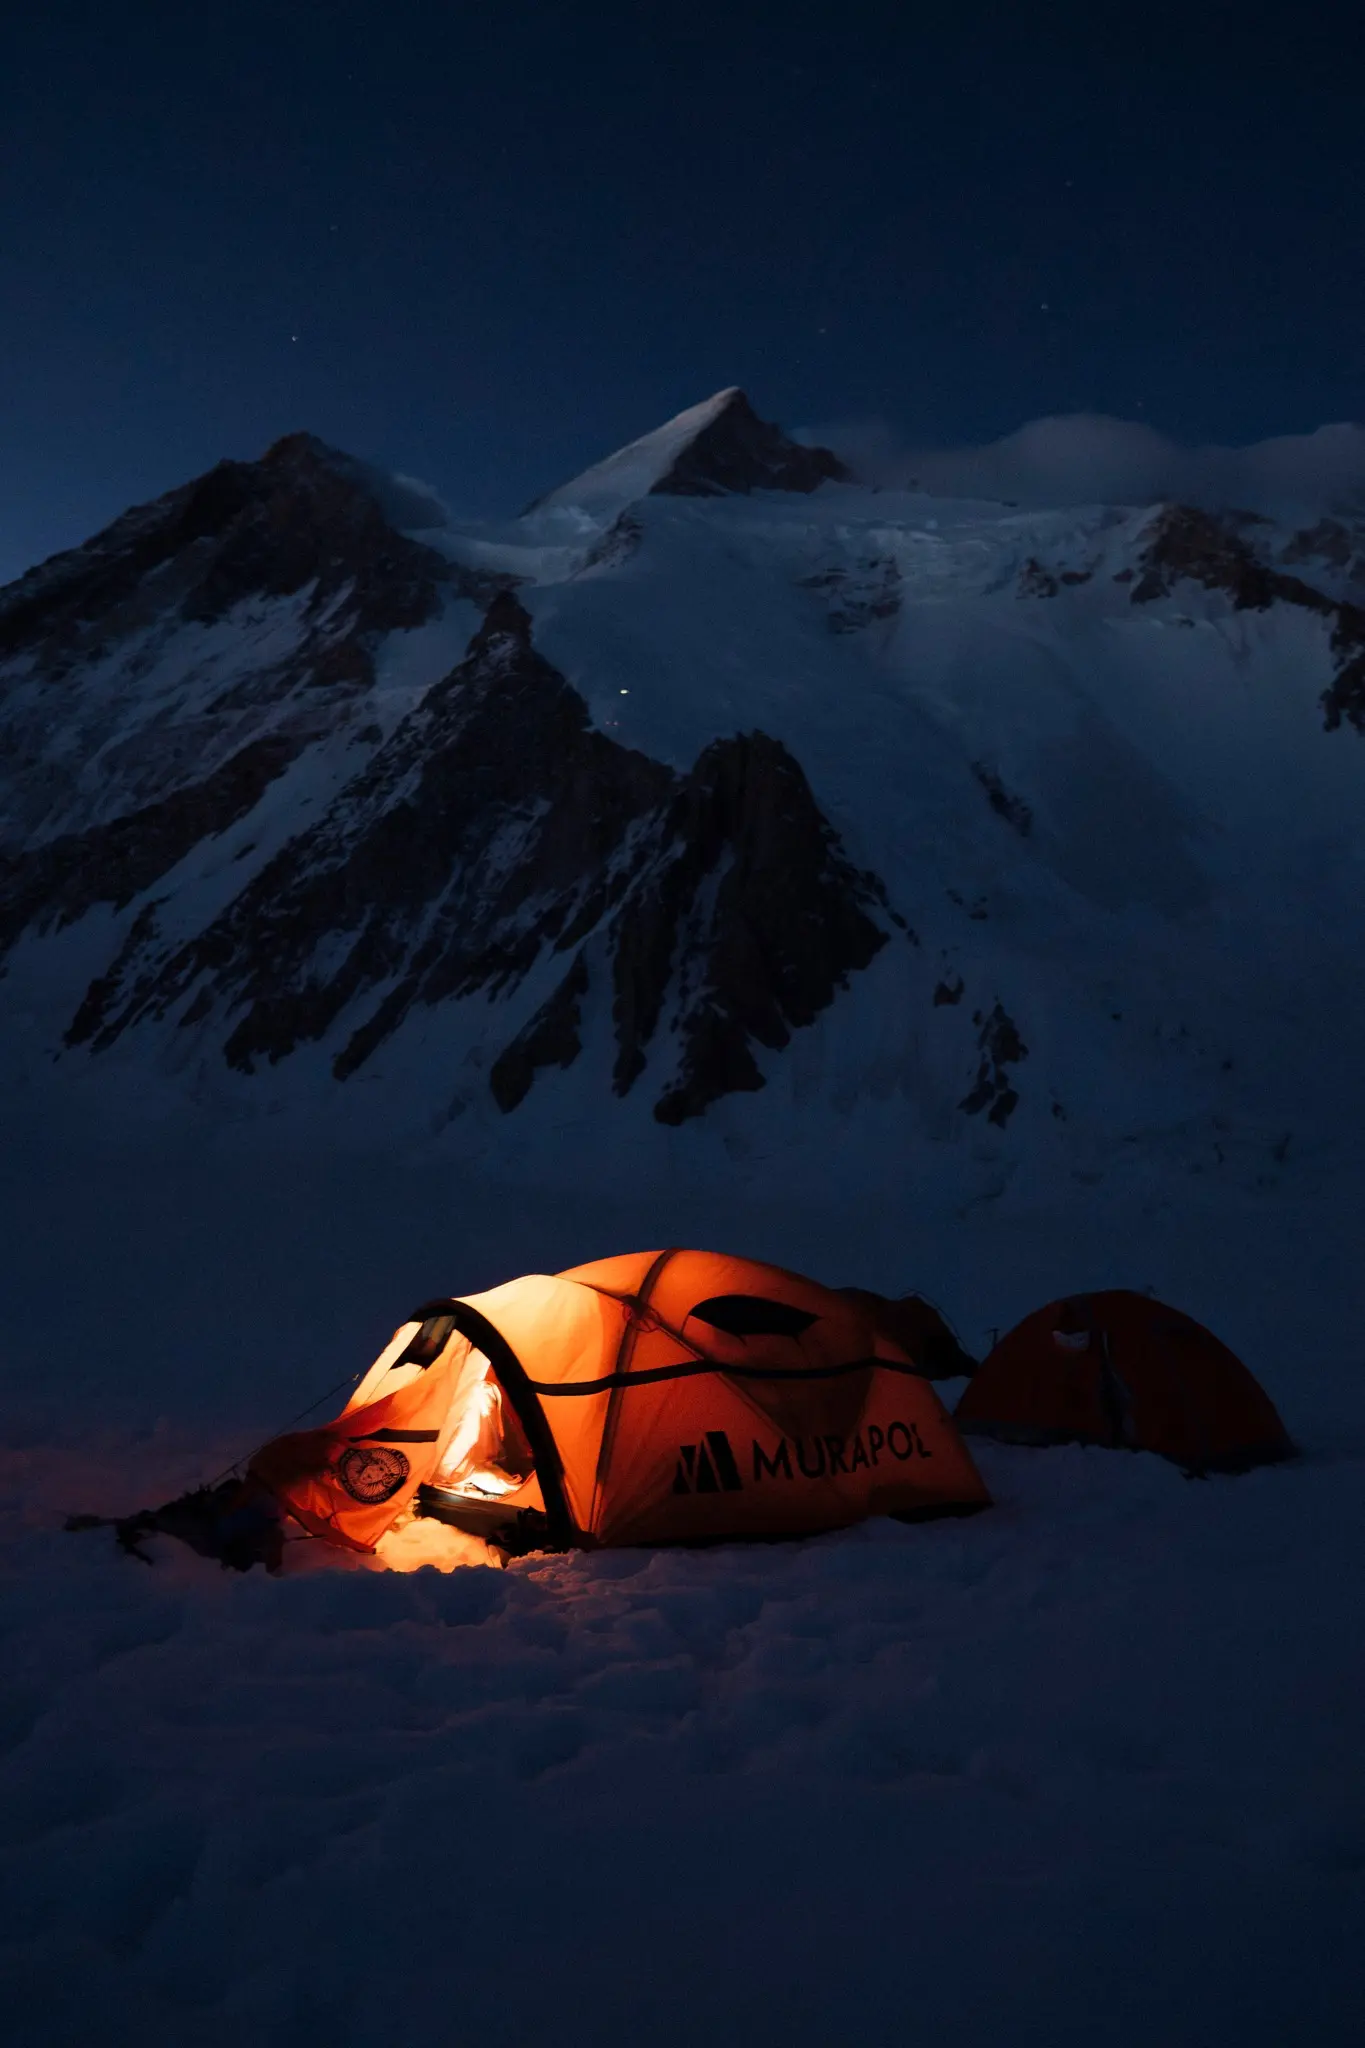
[63,591,899,1126]
[3,392,1363,1180]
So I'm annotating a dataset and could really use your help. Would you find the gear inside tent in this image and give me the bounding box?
[237,1248,991,1569]
[954,1289,1295,1474]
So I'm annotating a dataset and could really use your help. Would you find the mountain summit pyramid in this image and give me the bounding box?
[527,387,850,515]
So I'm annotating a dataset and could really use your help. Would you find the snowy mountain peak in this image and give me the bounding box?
[53,590,897,1129]
[0,429,460,687]
[5,399,1365,1185]
[526,387,850,516]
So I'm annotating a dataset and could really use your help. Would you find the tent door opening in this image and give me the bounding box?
[367,1297,574,1550]
[411,1340,546,1547]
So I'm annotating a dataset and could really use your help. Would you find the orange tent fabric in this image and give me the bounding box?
[954,1289,1294,1474]
[249,1248,991,1556]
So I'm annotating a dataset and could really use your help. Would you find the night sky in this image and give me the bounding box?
[3,0,1361,584]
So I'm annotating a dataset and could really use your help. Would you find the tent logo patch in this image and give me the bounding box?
[337,1444,411,1504]
[672,1421,935,1496]
[752,1421,933,1483]
[672,1431,744,1494]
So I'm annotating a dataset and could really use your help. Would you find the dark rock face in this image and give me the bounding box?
[67,592,670,1067]
[1017,557,1060,599]
[1129,504,1365,737]
[489,951,591,1111]
[959,1002,1028,1128]
[971,762,1032,838]
[1129,506,1285,610]
[1280,517,1365,587]
[580,513,644,571]
[1,735,302,958]
[611,729,892,1125]
[66,594,896,1124]
[1017,558,1093,598]
[650,390,849,499]
[1283,518,1354,569]
[800,555,901,632]
[1321,607,1365,732]
[1129,504,1340,619]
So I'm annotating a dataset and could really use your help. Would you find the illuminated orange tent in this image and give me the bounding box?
[249,1249,991,1564]
[955,1289,1294,1475]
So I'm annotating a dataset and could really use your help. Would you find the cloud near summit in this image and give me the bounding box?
[800,413,1365,516]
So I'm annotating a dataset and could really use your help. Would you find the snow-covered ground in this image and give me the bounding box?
[2,1131,1361,2046]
